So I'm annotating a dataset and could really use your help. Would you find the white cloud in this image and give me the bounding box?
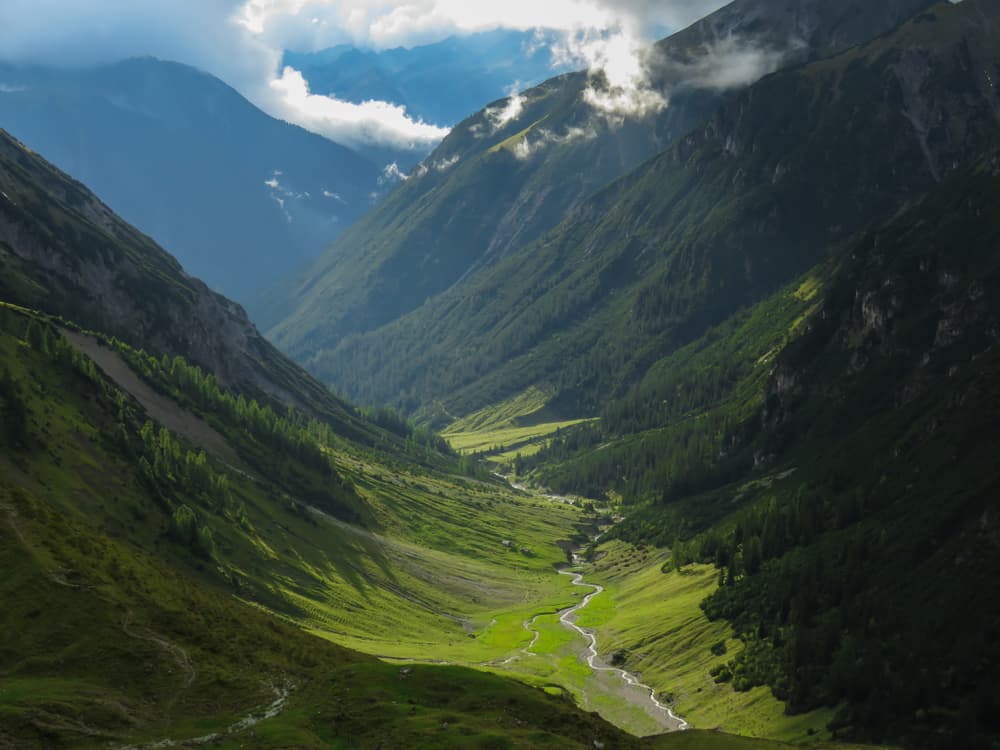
[0,0,731,147]
[484,93,526,132]
[267,65,450,151]
[553,27,668,118]
[433,154,460,171]
[512,123,598,160]
[379,161,408,184]
[234,0,728,50]
[0,82,26,93]
[658,36,792,91]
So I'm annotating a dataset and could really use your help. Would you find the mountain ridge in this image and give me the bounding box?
[261,0,937,363]
[0,57,381,302]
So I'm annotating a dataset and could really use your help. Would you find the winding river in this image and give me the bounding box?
[552,567,689,732]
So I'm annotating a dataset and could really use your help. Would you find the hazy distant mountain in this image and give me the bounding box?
[284,29,571,128]
[0,57,381,302]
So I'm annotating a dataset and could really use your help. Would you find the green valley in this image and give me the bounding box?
[4,0,1000,748]
[0,126,814,750]
[255,1,1000,748]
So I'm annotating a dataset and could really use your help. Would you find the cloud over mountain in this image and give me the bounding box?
[0,0,728,150]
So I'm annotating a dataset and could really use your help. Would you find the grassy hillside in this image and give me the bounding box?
[0,297,861,750]
[0,478,639,750]
[277,1,987,426]
[574,543,835,741]
[516,136,1000,749]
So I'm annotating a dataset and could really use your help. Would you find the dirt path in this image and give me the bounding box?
[557,569,688,732]
[115,683,291,750]
[120,609,196,718]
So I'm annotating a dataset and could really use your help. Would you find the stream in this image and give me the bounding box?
[555,568,688,732]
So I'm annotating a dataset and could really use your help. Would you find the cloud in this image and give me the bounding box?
[379,161,408,184]
[655,36,793,91]
[267,66,450,150]
[552,27,668,118]
[484,93,526,133]
[235,0,729,50]
[511,123,598,160]
[0,0,731,148]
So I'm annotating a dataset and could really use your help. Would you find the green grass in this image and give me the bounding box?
[0,319,891,749]
[579,541,835,742]
[529,613,576,654]
[444,387,552,433]
[440,385,599,465]
[443,418,596,457]
[0,326,635,750]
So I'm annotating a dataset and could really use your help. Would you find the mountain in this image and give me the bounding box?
[0,127,742,749]
[0,57,381,302]
[585,144,1000,748]
[257,2,999,745]
[284,29,573,128]
[260,0,937,365]
[4,119,867,750]
[0,127,393,449]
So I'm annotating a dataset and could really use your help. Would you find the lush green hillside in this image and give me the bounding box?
[249,2,1000,747]
[294,0,996,427]
[513,42,1000,750]
[0,116,850,749]
[261,0,934,358]
[0,309,892,743]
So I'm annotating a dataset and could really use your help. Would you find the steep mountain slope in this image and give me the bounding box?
[570,149,1000,749]
[263,0,936,369]
[0,127,393,447]
[450,3,1000,746]
[292,0,999,423]
[0,57,380,302]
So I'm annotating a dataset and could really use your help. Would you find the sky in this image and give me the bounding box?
[0,0,728,153]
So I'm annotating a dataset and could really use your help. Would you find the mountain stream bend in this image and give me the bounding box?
[552,568,689,732]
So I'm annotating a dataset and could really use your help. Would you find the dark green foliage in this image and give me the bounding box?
[267,0,937,411]
[114,342,367,523]
[613,160,1000,748]
[362,404,453,455]
[139,420,234,517]
[0,367,28,449]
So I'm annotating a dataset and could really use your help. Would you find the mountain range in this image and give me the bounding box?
[256,0,1000,745]
[0,57,381,303]
[3,0,1000,748]
[259,0,939,386]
